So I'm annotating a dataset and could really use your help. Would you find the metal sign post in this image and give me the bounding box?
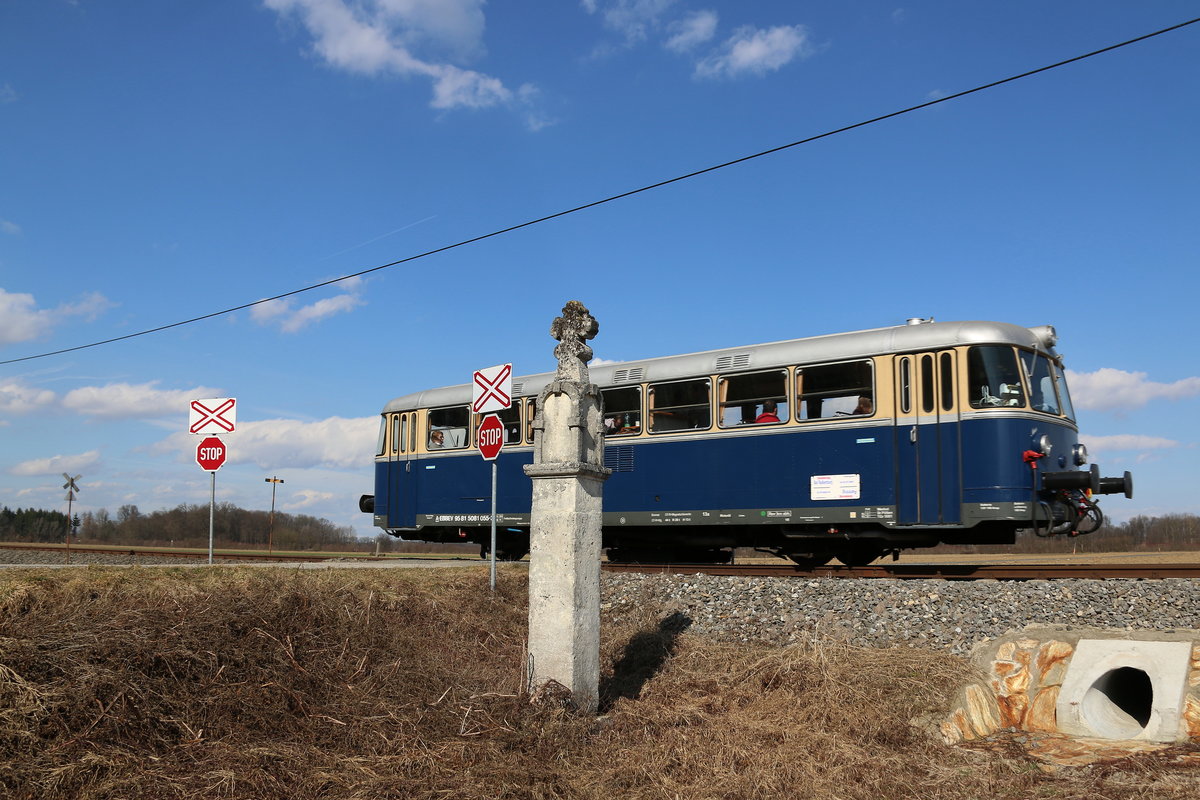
[188,398,236,567]
[477,411,505,590]
[208,472,215,565]
[62,474,80,565]
[195,438,228,566]
[490,462,498,590]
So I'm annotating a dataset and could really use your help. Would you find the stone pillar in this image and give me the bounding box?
[523,301,611,712]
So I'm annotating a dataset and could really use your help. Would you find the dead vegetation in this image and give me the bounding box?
[1,567,1197,799]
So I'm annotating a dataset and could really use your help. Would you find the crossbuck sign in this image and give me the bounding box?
[189,398,237,435]
[472,363,512,414]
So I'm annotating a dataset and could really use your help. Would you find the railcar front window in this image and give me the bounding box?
[967,346,1025,408]
[602,387,642,436]
[376,417,387,456]
[427,405,469,449]
[1021,351,1062,415]
[648,379,711,433]
[796,360,874,420]
[1053,361,1076,421]
[719,370,787,427]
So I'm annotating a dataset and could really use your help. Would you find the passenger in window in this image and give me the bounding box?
[429,430,445,449]
[755,400,781,424]
[853,396,873,415]
[607,413,639,435]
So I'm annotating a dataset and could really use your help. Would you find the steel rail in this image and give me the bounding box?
[601,562,1200,580]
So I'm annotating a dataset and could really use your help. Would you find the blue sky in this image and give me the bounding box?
[2,1,1198,540]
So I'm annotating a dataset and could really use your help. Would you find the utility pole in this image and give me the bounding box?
[265,477,284,553]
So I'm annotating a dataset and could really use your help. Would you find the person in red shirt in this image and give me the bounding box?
[755,400,781,424]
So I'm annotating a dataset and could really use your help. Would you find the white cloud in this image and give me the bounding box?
[289,488,337,509]
[1067,368,1200,412]
[695,24,815,79]
[250,279,364,333]
[153,416,378,471]
[0,289,56,345]
[584,0,677,44]
[234,417,378,469]
[664,9,717,52]
[0,83,16,104]
[61,381,224,420]
[0,288,113,346]
[0,379,57,415]
[10,450,101,477]
[1,219,20,235]
[265,0,528,115]
[1080,434,1180,455]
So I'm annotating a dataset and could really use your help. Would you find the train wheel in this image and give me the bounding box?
[496,548,529,562]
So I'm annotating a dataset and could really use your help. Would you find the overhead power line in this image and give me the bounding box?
[4,15,1198,367]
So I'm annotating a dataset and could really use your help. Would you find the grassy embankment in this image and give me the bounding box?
[2,566,1198,799]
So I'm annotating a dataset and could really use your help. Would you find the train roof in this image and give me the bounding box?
[382,319,1059,413]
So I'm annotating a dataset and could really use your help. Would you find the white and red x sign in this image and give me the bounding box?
[471,363,512,414]
[189,397,237,435]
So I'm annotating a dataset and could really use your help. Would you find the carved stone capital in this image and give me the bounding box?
[549,300,599,384]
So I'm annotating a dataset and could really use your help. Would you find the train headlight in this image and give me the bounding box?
[1037,434,1053,457]
[1072,443,1089,467]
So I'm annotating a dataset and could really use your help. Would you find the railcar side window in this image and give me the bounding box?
[1020,351,1062,415]
[526,398,537,443]
[427,405,469,449]
[718,370,787,427]
[474,403,522,445]
[602,387,642,436]
[796,360,873,420]
[940,353,955,412]
[898,357,912,414]
[376,417,387,456]
[1052,361,1076,421]
[648,379,711,433]
[967,346,1025,408]
[920,355,935,413]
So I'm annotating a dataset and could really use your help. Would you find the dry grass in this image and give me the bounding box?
[1,566,1197,799]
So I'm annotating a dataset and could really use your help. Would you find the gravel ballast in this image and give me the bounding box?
[600,572,1200,655]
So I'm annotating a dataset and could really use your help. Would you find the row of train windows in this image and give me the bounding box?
[378,346,1074,454]
[382,360,875,454]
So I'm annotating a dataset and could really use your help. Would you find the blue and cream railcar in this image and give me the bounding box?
[361,319,1132,564]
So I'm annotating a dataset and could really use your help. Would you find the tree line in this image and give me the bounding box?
[0,503,362,552]
[3,505,1197,554]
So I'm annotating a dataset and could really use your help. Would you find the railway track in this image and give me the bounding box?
[4,543,1198,579]
[601,561,1200,580]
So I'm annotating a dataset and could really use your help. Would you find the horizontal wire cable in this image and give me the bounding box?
[3,15,1197,367]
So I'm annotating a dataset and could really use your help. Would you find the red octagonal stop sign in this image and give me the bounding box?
[196,436,227,471]
[477,414,504,461]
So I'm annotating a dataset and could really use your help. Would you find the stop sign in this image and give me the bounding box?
[196,436,227,471]
[478,414,504,461]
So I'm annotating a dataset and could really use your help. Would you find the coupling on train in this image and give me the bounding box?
[360,319,1133,566]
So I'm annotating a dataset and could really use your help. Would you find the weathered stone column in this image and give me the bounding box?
[523,301,611,712]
